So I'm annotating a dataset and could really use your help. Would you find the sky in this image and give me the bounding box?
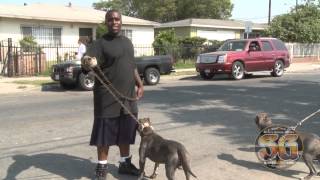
[0,0,299,24]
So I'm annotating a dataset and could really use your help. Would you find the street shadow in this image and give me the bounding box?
[140,75,320,146]
[4,153,138,180]
[217,153,305,179]
[178,74,272,81]
[4,153,94,180]
[40,83,88,93]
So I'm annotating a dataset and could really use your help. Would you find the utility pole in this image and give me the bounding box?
[268,0,271,25]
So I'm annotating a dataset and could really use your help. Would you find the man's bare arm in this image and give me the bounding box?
[134,68,144,99]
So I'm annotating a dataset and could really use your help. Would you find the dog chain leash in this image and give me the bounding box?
[292,108,320,130]
[88,65,139,122]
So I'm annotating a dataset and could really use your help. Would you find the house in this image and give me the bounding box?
[155,18,268,41]
[0,3,159,49]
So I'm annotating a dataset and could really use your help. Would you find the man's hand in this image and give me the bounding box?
[136,86,144,100]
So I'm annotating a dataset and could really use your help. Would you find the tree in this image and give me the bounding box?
[264,3,320,43]
[92,0,233,22]
[176,0,233,20]
[133,0,177,22]
[93,0,137,16]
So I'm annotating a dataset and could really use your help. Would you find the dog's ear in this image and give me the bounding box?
[146,118,151,125]
[255,112,272,130]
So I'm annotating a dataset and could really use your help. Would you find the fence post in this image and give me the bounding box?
[56,47,60,63]
[38,47,42,74]
[7,38,13,77]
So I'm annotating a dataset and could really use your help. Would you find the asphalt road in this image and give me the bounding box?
[1,72,320,180]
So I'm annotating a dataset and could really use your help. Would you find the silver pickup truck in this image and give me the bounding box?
[51,55,175,90]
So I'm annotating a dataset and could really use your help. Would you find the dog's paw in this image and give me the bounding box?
[149,173,158,179]
[300,175,312,180]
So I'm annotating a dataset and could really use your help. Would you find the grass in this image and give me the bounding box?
[174,59,196,69]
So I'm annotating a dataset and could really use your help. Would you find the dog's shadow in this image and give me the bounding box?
[4,153,138,180]
[217,153,306,180]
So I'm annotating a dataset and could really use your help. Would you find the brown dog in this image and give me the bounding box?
[255,112,320,180]
[137,118,197,180]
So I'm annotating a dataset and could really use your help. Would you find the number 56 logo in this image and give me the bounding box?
[255,125,303,169]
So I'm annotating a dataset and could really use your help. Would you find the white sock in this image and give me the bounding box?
[119,155,130,163]
[98,160,107,164]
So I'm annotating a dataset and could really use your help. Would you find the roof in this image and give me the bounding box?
[157,18,268,30]
[0,3,159,26]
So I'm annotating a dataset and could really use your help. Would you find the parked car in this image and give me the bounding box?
[195,38,291,80]
[51,55,174,90]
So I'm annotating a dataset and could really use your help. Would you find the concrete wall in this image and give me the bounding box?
[196,28,238,41]
[123,25,155,56]
[0,17,96,45]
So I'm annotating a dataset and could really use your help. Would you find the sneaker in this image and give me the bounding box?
[118,156,140,176]
[94,163,108,180]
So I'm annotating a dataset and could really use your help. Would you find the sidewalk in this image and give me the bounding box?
[0,62,319,94]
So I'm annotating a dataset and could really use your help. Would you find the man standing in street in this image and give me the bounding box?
[83,9,144,180]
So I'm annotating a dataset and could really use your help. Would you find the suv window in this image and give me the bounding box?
[262,41,273,51]
[249,41,261,51]
[271,39,287,50]
[219,40,247,51]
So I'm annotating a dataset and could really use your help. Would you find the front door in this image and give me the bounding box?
[79,28,93,43]
[245,41,264,71]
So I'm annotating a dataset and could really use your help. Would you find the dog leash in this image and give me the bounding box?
[292,108,320,130]
[87,65,139,122]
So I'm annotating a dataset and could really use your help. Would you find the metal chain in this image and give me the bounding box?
[95,66,137,101]
[292,108,320,130]
[88,66,138,122]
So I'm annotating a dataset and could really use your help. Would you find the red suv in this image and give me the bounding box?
[195,38,291,80]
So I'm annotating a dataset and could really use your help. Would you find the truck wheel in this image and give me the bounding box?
[78,73,95,91]
[200,71,214,80]
[144,67,160,85]
[271,60,284,77]
[231,61,244,80]
[60,82,77,90]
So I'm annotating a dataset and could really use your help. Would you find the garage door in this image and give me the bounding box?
[197,30,236,41]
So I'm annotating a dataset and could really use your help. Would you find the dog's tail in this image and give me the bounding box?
[178,145,197,179]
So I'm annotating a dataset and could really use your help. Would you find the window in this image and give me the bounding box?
[262,41,273,51]
[21,26,62,45]
[121,29,132,41]
[272,39,287,50]
[219,40,247,51]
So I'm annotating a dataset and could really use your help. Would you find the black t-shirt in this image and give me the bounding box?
[86,34,137,118]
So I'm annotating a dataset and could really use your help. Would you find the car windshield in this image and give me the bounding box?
[219,40,247,51]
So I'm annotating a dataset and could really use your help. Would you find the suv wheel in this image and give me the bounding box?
[231,61,244,80]
[200,71,214,80]
[78,73,95,90]
[271,60,284,77]
[144,67,160,85]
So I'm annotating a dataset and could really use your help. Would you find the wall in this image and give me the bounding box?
[196,28,238,41]
[123,25,155,56]
[0,17,96,45]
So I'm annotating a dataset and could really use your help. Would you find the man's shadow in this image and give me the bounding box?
[217,153,306,180]
[4,153,137,180]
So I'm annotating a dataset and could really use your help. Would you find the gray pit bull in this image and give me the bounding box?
[137,118,197,180]
[255,112,320,180]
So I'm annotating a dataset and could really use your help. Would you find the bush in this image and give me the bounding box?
[96,22,107,39]
[178,37,207,58]
[153,29,179,57]
[19,36,39,52]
